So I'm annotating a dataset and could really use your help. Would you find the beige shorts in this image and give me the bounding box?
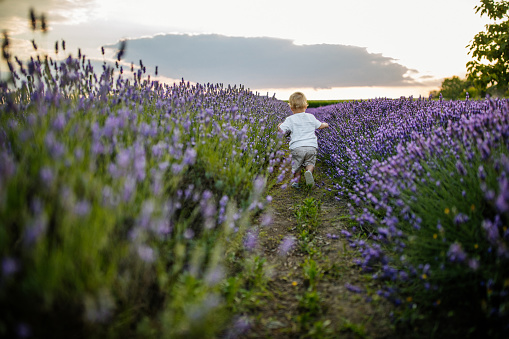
[290,146,317,173]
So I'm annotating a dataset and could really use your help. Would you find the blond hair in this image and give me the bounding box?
[289,92,308,110]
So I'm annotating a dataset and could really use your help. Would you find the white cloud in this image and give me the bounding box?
[104,34,431,89]
[0,0,99,30]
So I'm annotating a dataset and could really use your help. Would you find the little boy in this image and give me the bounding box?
[278,92,329,188]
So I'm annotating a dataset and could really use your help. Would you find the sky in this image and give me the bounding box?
[0,0,492,100]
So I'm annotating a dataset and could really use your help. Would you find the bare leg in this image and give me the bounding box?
[305,164,314,173]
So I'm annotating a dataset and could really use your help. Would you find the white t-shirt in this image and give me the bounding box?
[279,112,322,149]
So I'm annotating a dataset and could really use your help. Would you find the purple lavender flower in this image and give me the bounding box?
[0,151,16,180]
[278,236,295,256]
[24,215,48,245]
[447,242,467,263]
[341,229,352,238]
[74,147,84,161]
[260,213,272,226]
[399,270,409,281]
[345,283,364,294]
[225,316,250,339]
[116,149,131,168]
[52,113,66,131]
[74,200,91,216]
[184,229,194,239]
[377,227,390,239]
[137,245,155,263]
[478,165,486,180]
[253,176,265,195]
[172,163,183,174]
[183,147,197,165]
[205,267,225,286]
[16,323,31,338]
[84,290,115,324]
[453,213,469,226]
[482,219,500,244]
[496,193,509,213]
[39,166,54,186]
[44,132,65,159]
[495,177,509,212]
[122,176,136,202]
[455,160,467,176]
[478,140,491,160]
[2,257,19,277]
[243,231,257,251]
[468,258,480,271]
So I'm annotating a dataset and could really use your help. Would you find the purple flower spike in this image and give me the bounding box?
[243,231,257,251]
[260,213,272,226]
[137,245,155,263]
[184,229,194,239]
[453,213,469,226]
[495,177,509,212]
[226,316,250,339]
[455,160,467,176]
[183,148,197,165]
[345,283,364,294]
[478,165,486,180]
[16,323,31,339]
[482,219,500,244]
[74,200,91,216]
[40,167,54,186]
[468,258,480,271]
[278,236,295,256]
[341,229,352,238]
[2,257,20,277]
[447,242,467,263]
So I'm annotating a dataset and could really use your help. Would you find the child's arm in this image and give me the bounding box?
[318,122,329,130]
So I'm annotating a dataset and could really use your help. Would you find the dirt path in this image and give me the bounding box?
[240,167,398,338]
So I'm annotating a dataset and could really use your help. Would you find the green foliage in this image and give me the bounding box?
[339,319,367,338]
[294,197,322,254]
[302,258,324,289]
[467,0,509,97]
[294,197,322,231]
[297,289,322,315]
[430,76,480,100]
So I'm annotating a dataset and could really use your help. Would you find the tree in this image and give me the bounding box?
[430,76,480,100]
[441,76,469,100]
[467,0,509,97]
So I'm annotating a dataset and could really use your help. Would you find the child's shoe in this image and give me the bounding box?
[304,170,314,186]
[291,182,300,189]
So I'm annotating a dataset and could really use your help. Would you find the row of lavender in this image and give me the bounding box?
[311,98,509,336]
[309,97,488,190]
[0,54,290,338]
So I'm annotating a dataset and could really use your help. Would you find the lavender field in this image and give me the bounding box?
[310,97,509,336]
[1,49,508,337]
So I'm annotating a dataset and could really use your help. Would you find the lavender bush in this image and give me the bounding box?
[309,96,491,191]
[316,98,509,336]
[0,48,289,337]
